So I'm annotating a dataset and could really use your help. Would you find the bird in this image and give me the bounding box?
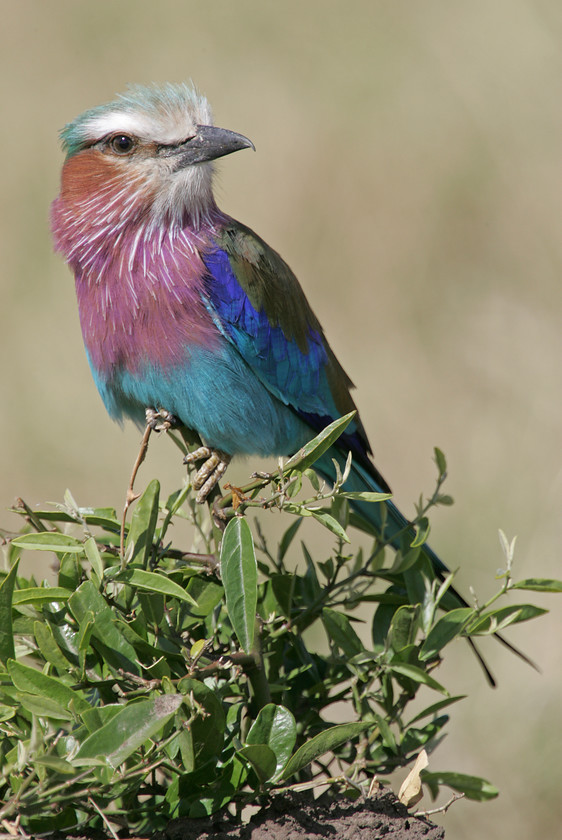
[51,83,530,683]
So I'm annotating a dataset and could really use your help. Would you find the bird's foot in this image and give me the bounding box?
[184,446,231,503]
[145,407,177,432]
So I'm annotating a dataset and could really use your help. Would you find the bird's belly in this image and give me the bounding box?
[90,343,312,458]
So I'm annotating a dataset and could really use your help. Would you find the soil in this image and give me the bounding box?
[153,791,445,840]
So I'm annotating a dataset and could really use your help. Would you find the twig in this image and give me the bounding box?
[120,422,153,560]
[1,814,28,838]
[414,791,465,817]
[179,551,220,574]
[0,771,37,822]
[87,797,119,840]
[13,498,48,533]
[272,773,363,797]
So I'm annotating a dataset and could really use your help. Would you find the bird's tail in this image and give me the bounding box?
[317,450,536,686]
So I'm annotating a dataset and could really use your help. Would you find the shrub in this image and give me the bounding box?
[0,416,559,836]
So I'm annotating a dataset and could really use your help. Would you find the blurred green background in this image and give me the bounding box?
[1,1,560,835]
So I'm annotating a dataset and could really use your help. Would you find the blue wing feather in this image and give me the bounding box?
[202,247,328,415]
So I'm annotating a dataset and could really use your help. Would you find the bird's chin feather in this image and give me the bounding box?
[150,161,216,229]
[55,147,216,240]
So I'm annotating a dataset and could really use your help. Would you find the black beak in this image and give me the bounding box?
[170,125,254,168]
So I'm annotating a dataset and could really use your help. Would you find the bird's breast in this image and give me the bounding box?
[69,220,222,377]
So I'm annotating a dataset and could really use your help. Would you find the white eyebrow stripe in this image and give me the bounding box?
[80,111,197,145]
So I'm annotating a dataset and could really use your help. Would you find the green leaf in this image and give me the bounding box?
[420,608,474,660]
[221,517,257,653]
[82,508,120,529]
[285,470,302,498]
[388,605,419,652]
[278,721,369,781]
[0,704,16,722]
[78,611,95,652]
[124,478,160,566]
[403,556,436,632]
[434,447,447,477]
[73,693,183,768]
[81,704,123,733]
[58,553,81,591]
[68,580,140,674]
[341,491,392,503]
[302,545,321,600]
[138,591,165,627]
[7,660,91,714]
[309,510,350,543]
[187,756,248,817]
[407,695,466,726]
[22,505,119,532]
[10,532,85,554]
[468,604,547,635]
[0,560,19,663]
[282,413,356,473]
[331,491,350,528]
[112,568,197,605]
[176,678,226,770]
[387,662,448,695]
[34,621,71,673]
[303,468,321,491]
[372,601,398,651]
[410,517,430,548]
[84,536,104,583]
[401,715,448,754]
[184,577,223,617]
[372,712,398,754]
[421,770,498,801]
[389,546,421,575]
[511,578,562,593]
[12,587,73,605]
[278,518,303,562]
[322,608,364,657]
[318,557,334,581]
[33,755,76,775]
[237,744,277,784]
[160,484,191,542]
[246,704,297,778]
[17,691,74,721]
[265,574,295,618]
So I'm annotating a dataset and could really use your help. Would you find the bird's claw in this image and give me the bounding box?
[145,407,177,432]
[184,446,231,503]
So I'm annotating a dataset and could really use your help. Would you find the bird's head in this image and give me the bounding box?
[56,83,253,231]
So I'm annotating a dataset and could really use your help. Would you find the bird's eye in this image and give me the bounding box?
[109,134,135,155]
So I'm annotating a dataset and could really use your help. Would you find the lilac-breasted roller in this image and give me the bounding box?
[51,83,529,682]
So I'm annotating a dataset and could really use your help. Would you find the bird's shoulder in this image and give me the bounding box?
[209,219,322,351]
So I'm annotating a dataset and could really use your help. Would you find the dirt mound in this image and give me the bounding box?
[156,791,444,840]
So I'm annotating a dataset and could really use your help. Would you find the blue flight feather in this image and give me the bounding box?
[202,248,329,415]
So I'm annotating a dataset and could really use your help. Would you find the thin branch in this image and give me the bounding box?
[87,798,119,840]
[414,792,465,817]
[120,422,153,561]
